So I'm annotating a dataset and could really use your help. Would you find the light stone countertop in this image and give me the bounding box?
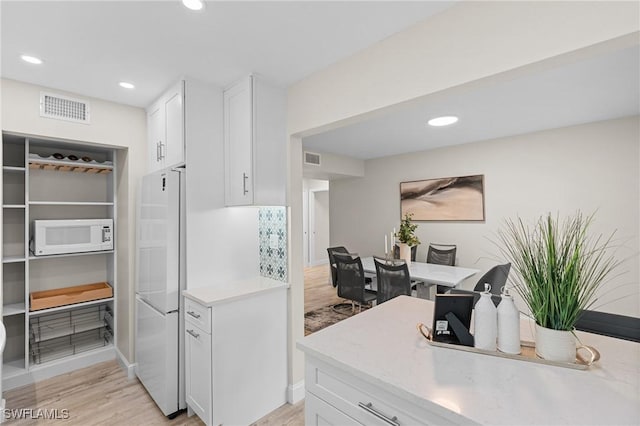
[183,276,288,307]
[297,295,640,425]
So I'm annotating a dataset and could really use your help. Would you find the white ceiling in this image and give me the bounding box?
[302,45,640,160]
[0,0,455,108]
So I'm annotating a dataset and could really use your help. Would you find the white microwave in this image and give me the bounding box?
[32,219,113,256]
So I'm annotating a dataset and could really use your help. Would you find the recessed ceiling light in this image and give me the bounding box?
[427,116,459,127]
[21,55,43,65]
[182,0,205,11]
[119,82,135,89]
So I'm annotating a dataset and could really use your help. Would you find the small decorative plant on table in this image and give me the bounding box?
[396,213,420,265]
[495,211,620,362]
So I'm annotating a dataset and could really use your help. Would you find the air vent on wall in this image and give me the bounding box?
[304,151,321,166]
[40,92,90,124]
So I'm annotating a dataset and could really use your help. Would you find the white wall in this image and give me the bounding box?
[329,117,639,317]
[0,78,147,362]
[303,150,364,180]
[184,81,260,288]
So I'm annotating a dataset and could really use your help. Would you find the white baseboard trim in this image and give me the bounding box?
[115,347,136,380]
[309,259,329,267]
[287,380,305,404]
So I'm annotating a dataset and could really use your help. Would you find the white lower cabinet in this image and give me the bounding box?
[305,357,454,426]
[184,285,287,426]
[185,319,211,424]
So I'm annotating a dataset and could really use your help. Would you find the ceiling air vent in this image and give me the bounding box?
[40,92,90,124]
[304,151,321,166]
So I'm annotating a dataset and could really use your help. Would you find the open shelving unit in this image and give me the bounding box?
[1,132,117,389]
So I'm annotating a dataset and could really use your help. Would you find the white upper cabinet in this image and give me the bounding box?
[224,75,286,206]
[147,81,185,172]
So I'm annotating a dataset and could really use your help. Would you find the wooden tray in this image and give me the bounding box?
[30,282,113,311]
[417,323,598,370]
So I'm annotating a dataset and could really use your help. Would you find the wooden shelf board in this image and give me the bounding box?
[3,303,26,316]
[29,297,114,317]
[29,250,114,261]
[2,204,26,208]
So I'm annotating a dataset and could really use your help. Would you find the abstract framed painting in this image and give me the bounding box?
[400,175,485,221]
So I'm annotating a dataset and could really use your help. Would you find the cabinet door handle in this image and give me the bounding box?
[186,329,200,339]
[187,310,201,319]
[159,141,165,160]
[358,402,400,426]
[242,172,249,195]
[156,141,161,162]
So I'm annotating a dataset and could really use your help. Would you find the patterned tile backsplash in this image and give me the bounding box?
[258,207,288,282]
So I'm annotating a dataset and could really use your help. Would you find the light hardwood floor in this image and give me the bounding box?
[4,264,332,425]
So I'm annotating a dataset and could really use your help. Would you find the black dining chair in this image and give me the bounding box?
[373,257,412,305]
[334,253,377,313]
[327,246,373,288]
[327,246,349,288]
[426,243,457,294]
[448,263,511,307]
[575,310,640,342]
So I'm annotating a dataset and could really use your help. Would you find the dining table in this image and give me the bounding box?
[359,256,480,298]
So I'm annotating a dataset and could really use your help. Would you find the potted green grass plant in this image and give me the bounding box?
[496,212,620,362]
[396,213,420,265]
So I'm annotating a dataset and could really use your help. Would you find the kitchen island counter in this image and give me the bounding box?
[297,296,639,425]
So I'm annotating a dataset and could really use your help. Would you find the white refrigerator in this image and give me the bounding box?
[135,167,186,418]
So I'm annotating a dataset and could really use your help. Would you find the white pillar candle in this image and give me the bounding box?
[385,235,388,254]
[390,232,394,252]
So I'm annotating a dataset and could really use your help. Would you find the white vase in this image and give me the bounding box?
[398,243,412,266]
[534,324,576,362]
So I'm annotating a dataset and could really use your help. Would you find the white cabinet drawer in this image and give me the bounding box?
[306,359,455,426]
[185,298,211,333]
[305,391,361,426]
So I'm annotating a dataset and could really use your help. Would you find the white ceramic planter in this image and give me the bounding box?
[535,324,576,362]
[535,324,601,365]
[398,243,412,266]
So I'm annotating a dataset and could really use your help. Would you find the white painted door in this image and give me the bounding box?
[224,76,253,206]
[185,323,212,424]
[302,189,309,266]
[147,101,164,173]
[309,190,330,265]
[135,297,179,416]
[164,82,185,168]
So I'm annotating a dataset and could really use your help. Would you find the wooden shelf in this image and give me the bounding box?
[3,303,26,316]
[29,201,113,206]
[30,282,112,312]
[3,204,26,208]
[29,158,112,174]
